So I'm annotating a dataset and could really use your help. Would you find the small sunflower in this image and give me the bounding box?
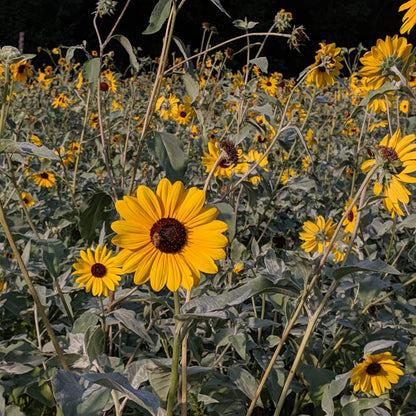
[361,128,416,216]
[72,245,122,297]
[10,61,33,83]
[342,199,358,233]
[359,35,413,89]
[173,96,195,125]
[350,352,404,397]
[306,42,343,88]
[400,0,416,34]
[21,192,35,207]
[111,178,228,292]
[155,94,179,120]
[52,93,68,109]
[30,134,43,147]
[400,99,410,114]
[32,171,55,188]
[299,215,336,254]
[259,76,278,95]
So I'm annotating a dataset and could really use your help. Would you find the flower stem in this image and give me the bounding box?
[166,290,182,416]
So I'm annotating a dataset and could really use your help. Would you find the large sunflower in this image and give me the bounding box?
[306,42,343,88]
[10,61,33,83]
[361,128,416,216]
[299,215,336,254]
[350,352,404,397]
[359,35,413,89]
[111,178,228,292]
[72,245,122,297]
[400,0,416,35]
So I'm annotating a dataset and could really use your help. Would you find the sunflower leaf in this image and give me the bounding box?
[142,0,173,35]
[152,131,188,181]
[111,35,140,73]
[333,258,400,279]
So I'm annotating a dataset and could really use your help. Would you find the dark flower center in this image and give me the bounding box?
[377,145,400,162]
[41,172,49,179]
[91,263,106,278]
[219,140,239,168]
[348,210,355,222]
[150,218,187,253]
[366,362,381,375]
[18,65,26,73]
[179,111,187,118]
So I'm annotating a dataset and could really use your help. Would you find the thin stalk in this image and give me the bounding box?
[180,289,192,416]
[166,290,182,416]
[0,198,68,370]
[127,2,179,196]
[246,164,378,416]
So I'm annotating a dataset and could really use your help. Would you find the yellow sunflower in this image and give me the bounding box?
[359,35,413,89]
[21,192,35,207]
[259,76,278,95]
[111,178,228,292]
[350,352,404,397]
[173,96,195,125]
[201,139,242,181]
[342,199,358,233]
[299,215,336,254]
[72,245,122,297]
[306,42,343,88]
[52,93,69,109]
[10,61,33,82]
[155,94,179,120]
[400,0,416,34]
[361,128,416,216]
[32,171,55,188]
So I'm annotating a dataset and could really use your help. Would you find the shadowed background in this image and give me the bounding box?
[0,0,407,76]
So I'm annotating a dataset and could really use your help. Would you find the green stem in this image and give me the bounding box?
[0,198,68,370]
[166,290,182,416]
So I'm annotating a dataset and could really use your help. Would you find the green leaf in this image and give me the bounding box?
[72,310,99,334]
[209,0,231,18]
[83,373,160,415]
[112,309,154,346]
[85,326,105,361]
[363,340,398,355]
[333,258,401,280]
[52,370,110,416]
[111,35,139,72]
[78,191,113,245]
[229,366,263,407]
[300,365,335,405]
[215,202,235,241]
[249,57,268,74]
[142,0,173,35]
[152,131,188,181]
[0,140,21,154]
[16,142,59,160]
[40,238,67,278]
[321,372,350,416]
[182,72,199,102]
[342,397,386,416]
[83,58,101,87]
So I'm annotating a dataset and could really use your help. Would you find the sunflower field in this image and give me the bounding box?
[1,1,416,415]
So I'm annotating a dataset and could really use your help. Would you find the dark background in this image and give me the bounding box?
[0,0,410,76]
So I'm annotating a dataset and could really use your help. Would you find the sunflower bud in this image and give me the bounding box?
[0,46,21,64]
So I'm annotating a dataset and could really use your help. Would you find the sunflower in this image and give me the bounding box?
[201,139,242,180]
[32,171,55,188]
[359,35,413,90]
[342,199,357,233]
[282,168,297,184]
[400,0,416,34]
[306,42,343,88]
[400,99,410,114]
[52,93,69,109]
[30,134,43,147]
[72,245,122,297]
[173,96,195,125]
[299,215,336,254]
[111,178,228,292]
[155,94,179,120]
[21,192,35,207]
[350,352,404,397]
[259,76,278,95]
[361,128,416,216]
[10,61,33,83]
